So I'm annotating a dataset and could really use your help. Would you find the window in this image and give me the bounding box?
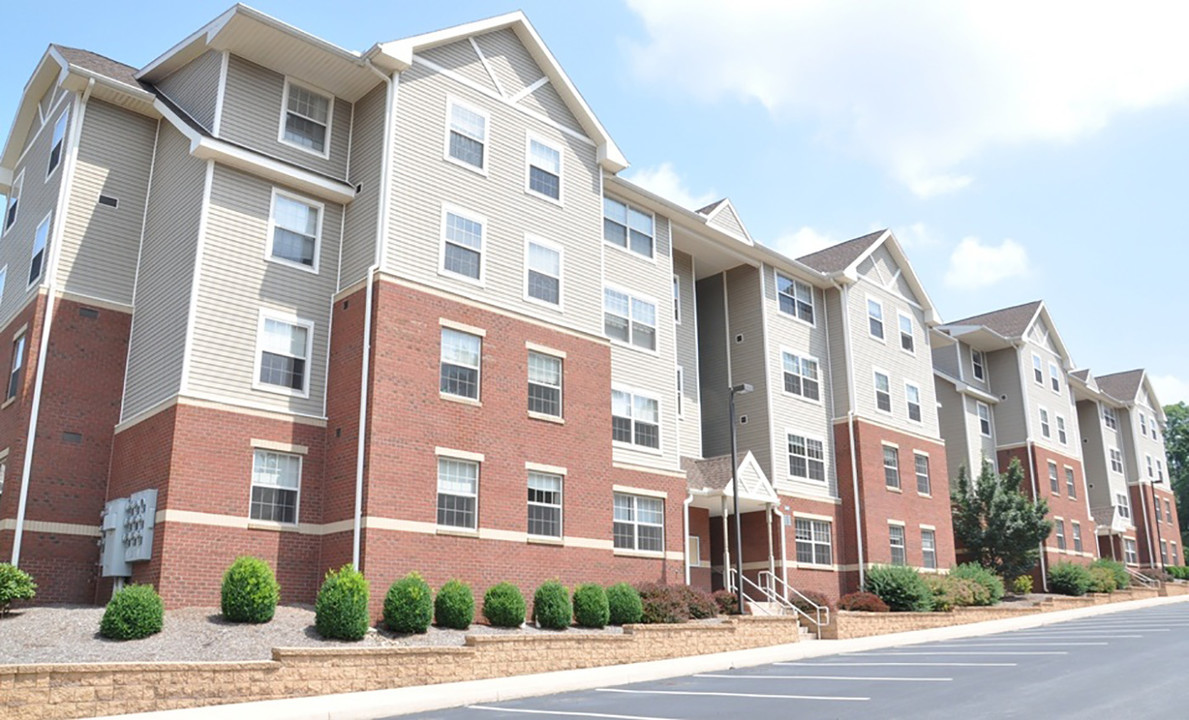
[687,535,702,567]
[604,288,656,351]
[782,352,820,401]
[445,98,487,171]
[776,273,814,324]
[889,525,906,565]
[603,197,653,258]
[1157,459,1164,483]
[1056,415,1067,444]
[1065,467,1076,498]
[281,80,331,155]
[440,328,481,400]
[915,453,931,495]
[437,457,478,529]
[1124,538,1138,565]
[46,111,67,177]
[1055,519,1066,550]
[1033,354,1044,384]
[1146,454,1154,478]
[867,298,884,339]
[1166,499,1173,523]
[899,314,914,353]
[971,349,985,381]
[1173,542,1180,565]
[977,402,992,437]
[1161,540,1168,565]
[1048,461,1059,494]
[874,371,891,413]
[795,518,832,566]
[1140,412,1148,436]
[4,172,21,233]
[612,389,659,449]
[1117,493,1131,520]
[256,315,312,395]
[905,383,922,422]
[526,136,562,201]
[1049,363,1060,393]
[1039,407,1051,439]
[0,266,7,302]
[883,445,900,489]
[613,493,664,552]
[676,367,684,418]
[1110,448,1123,474]
[6,332,26,400]
[525,238,561,305]
[1072,522,1083,553]
[268,191,321,270]
[527,471,562,538]
[249,450,301,523]
[1103,406,1118,430]
[28,214,50,286]
[527,351,562,417]
[441,207,485,281]
[922,529,937,569]
[673,275,681,323]
[787,433,826,481]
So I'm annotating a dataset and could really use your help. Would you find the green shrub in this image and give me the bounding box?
[679,586,718,619]
[572,583,610,628]
[838,591,889,612]
[99,584,163,640]
[483,582,526,628]
[532,580,572,630]
[635,583,689,623]
[949,563,1005,605]
[1012,575,1034,595]
[383,572,433,634]
[924,575,988,611]
[864,565,932,612]
[314,565,370,640]
[607,583,644,625]
[220,556,280,624]
[1168,566,1189,581]
[1088,566,1117,593]
[0,563,36,617]
[1048,562,1093,596]
[711,589,739,615]
[434,579,474,630]
[1091,558,1130,589]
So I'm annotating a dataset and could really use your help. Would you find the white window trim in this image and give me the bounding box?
[45,110,68,181]
[793,516,834,568]
[527,348,563,420]
[603,196,656,262]
[251,310,315,399]
[775,271,816,328]
[914,451,931,496]
[921,527,937,569]
[264,187,324,275]
[440,326,483,403]
[613,491,665,554]
[1032,353,1044,385]
[687,535,702,567]
[522,234,564,310]
[866,295,886,342]
[888,522,907,564]
[603,283,660,356]
[3,169,24,237]
[526,470,564,539]
[904,380,923,424]
[1038,405,1051,439]
[971,348,986,382]
[1048,460,1060,494]
[443,95,490,176]
[976,401,993,438]
[277,77,334,160]
[1103,405,1118,431]
[873,367,893,416]
[898,312,915,355]
[438,202,487,286]
[785,428,828,483]
[248,449,302,525]
[1049,362,1061,394]
[26,211,52,290]
[1146,454,1154,478]
[1056,414,1068,445]
[673,274,681,325]
[436,453,480,531]
[612,383,663,455]
[524,131,564,206]
[0,266,7,305]
[779,347,823,405]
[1064,464,1076,498]
[1109,447,1124,474]
[882,443,901,490]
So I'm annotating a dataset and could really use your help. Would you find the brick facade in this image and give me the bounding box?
[1130,484,1181,567]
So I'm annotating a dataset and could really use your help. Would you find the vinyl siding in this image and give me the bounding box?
[725,265,770,477]
[186,164,338,418]
[338,83,385,290]
[1078,399,1126,512]
[121,125,204,420]
[930,343,959,381]
[696,273,729,459]
[21,86,69,155]
[987,348,1026,447]
[220,54,351,180]
[56,100,156,305]
[673,249,701,460]
[935,380,971,481]
[1021,320,1079,458]
[517,82,582,134]
[1129,390,1169,486]
[958,342,992,393]
[156,50,222,132]
[473,29,544,100]
[824,288,848,416]
[419,39,498,93]
[707,204,747,240]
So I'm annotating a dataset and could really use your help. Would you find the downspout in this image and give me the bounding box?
[773,506,789,599]
[683,493,693,585]
[835,280,866,589]
[1013,341,1047,591]
[12,79,93,565]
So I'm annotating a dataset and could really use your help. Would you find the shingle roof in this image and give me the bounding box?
[1095,369,1145,403]
[946,300,1042,338]
[52,45,142,89]
[696,199,725,215]
[796,230,886,273]
[1070,369,1090,382]
[683,455,733,491]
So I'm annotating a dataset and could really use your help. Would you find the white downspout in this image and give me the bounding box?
[1014,341,1048,591]
[683,494,693,585]
[836,280,866,589]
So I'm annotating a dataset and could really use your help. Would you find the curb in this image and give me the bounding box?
[90,594,1189,720]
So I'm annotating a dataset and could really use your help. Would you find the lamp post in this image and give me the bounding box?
[1150,477,1166,570]
[729,382,753,614]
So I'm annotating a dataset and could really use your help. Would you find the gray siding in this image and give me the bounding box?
[674,250,701,460]
[707,204,747,239]
[121,125,204,420]
[57,100,156,305]
[156,50,221,132]
[339,83,385,289]
[824,288,848,417]
[1078,399,1121,512]
[725,265,770,476]
[935,380,971,482]
[987,348,1026,447]
[1130,389,1169,485]
[697,274,729,458]
[419,40,499,93]
[931,343,959,381]
[473,29,544,100]
[958,342,992,393]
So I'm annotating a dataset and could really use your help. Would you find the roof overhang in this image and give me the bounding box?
[934,370,1000,404]
[835,230,941,326]
[938,324,1015,352]
[1023,303,1076,369]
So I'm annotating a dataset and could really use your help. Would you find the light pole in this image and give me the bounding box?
[729,382,753,614]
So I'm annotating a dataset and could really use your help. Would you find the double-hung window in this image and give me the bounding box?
[1056,415,1067,444]
[1158,460,1165,483]
[4,172,21,233]
[613,492,663,552]
[46,112,68,177]
[795,518,832,566]
[281,81,331,155]
[787,433,825,481]
[874,371,891,413]
[249,450,301,524]
[441,207,485,282]
[883,445,900,489]
[1072,522,1083,553]
[1140,413,1149,436]
[1161,540,1169,565]
[977,401,993,437]
[268,191,321,270]
[1033,354,1044,384]
[782,351,820,401]
[437,456,478,530]
[971,349,985,381]
[525,238,562,305]
[1065,467,1076,498]
[1049,363,1060,393]
[446,98,487,171]
[921,529,937,569]
[612,389,660,449]
[526,136,562,202]
[776,273,814,323]
[1109,448,1124,474]
[603,197,653,258]
[1048,461,1059,494]
[1055,519,1066,550]
[527,351,562,418]
[1117,493,1131,519]
[1165,499,1172,523]
[889,525,906,565]
[7,332,26,400]
[905,383,922,422]
[604,288,656,351]
[28,214,50,286]
[899,313,914,353]
[1124,538,1138,565]
[915,453,931,495]
[672,275,681,323]
[1146,454,1154,478]
[1039,407,1051,439]
[1103,406,1118,430]
[527,471,562,538]
[256,315,312,395]
[868,298,884,339]
[440,328,481,400]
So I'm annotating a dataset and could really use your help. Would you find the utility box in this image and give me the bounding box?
[99,498,130,578]
[123,489,157,563]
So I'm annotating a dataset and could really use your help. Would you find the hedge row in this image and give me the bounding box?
[859,563,1006,612]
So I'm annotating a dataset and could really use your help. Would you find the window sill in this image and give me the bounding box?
[612,440,664,456]
[1,396,14,410]
[528,411,564,425]
[608,338,661,358]
[886,485,902,494]
[247,521,301,533]
[525,188,564,209]
[443,155,489,178]
[790,562,837,572]
[436,526,479,538]
[604,239,656,264]
[527,535,563,546]
[613,549,665,559]
[917,492,932,499]
[441,393,481,407]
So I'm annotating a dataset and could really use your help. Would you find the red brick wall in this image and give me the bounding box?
[780,494,848,603]
[1131,484,1180,567]
[688,506,711,591]
[0,294,47,560]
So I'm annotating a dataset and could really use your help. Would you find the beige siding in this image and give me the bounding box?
[725,265,770,476]
[57,101,156,305]
[473,29,544,100]
[156,50,222,132]
[220,55,351,180]
[1129,390,1169,485]
[673,250,701,460]
[186,164,338,418]
[824,288,848,416]
[935,380,972,482]
[339,83,386,289]
[696,274,729,459]
[707,204,747,239]
[419,40,498,93]
[517,82,582,134]
[1021,320,1079,458]
[121,125,204,420]
[987,348,1026,447]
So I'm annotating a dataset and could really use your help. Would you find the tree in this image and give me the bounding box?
[951,458,1053,580]
[1165,402,1189,560]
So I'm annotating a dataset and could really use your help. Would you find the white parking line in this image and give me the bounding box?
[469,708,684,720]
[845,651,1068,656]
[695,674,951,682]
[595,688,868,701]
[929,642,1108,647]
[777,662,1017,667]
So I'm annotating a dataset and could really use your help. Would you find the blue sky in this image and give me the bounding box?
[3,1,1187,403]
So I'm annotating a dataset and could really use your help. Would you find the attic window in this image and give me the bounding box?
[280,80,331,156]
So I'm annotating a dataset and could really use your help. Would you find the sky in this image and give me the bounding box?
[2,0,1187,403]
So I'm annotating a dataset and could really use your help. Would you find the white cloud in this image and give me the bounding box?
[944,237,1029,289]
[624,162,717,210]
[897,222,941,249]
[1150,374,1189,406]
[768,226,835,258]
[625,1,1189,196]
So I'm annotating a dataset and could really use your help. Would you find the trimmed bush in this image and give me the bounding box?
[1168,566,1189,581]
[220,556,280,624]
[1091,558,1130,589]
[680,586,719,619]
[949,563,1005,605]
[100,584,163,640]
[607,583,643,625]
[315,565,371,640]
[1088,566,1117,594]
[1011,575,1033,595]
[924,575,987,611]
[0,563,36,617]
[635,583,690,624]
[864,565,932,612]
[434,579,474,630]
[384,572,433,634]
[711,589,739,616]
[532,580,573,630]
[789,589,834,620]
[573,583,610,628]
[1048,562,1093,596]
[483,582,526,628]
[838,591,889,612]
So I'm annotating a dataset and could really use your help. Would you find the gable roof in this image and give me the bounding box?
[797,230,886,273]
[53,45,142,89]
[696,197,752,243]
[1095,369,1146,405]
[947,300,1043,338]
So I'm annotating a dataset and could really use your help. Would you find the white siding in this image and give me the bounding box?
[156,50,222,132]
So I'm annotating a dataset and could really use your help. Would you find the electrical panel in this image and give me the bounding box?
[98,489,158,577]
[99,498,130,578]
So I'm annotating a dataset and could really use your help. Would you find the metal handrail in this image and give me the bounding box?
[760,570,829,637]
[1127,567,1160,588]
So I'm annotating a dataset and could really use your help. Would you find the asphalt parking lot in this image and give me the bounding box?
[400,603,1189,719]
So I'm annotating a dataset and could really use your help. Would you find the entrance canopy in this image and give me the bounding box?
[685,452,777,515]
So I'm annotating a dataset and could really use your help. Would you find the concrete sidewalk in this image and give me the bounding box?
[91,594,1189,720]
